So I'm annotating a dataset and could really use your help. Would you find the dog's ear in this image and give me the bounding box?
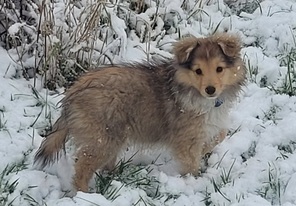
[173,37,199,64]
[216,34,241,57]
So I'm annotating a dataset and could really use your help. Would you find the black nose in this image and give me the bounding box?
[205,86,216,95]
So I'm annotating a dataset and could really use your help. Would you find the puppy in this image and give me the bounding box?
[35,33,246,192]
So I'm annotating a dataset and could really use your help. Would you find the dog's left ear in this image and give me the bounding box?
[216,34,241,57]
[173,37,199,64]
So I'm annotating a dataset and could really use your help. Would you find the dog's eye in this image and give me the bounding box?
[195,69,202,75]
[216,67,223,73]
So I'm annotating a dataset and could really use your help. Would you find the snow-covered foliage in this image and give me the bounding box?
[1,0,296,205]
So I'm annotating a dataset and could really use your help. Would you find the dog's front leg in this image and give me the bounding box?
[202,129,227,156]
[172,137,204,176]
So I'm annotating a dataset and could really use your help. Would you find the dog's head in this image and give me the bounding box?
[173,34,246,99]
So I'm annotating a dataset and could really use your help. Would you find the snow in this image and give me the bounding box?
[1,0,296,205]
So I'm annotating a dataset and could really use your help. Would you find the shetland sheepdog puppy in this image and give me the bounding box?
[35,33,246,192]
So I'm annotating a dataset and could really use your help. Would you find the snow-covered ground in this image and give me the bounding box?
[1,0,296,205]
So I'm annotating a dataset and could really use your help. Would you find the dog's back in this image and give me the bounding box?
[64,64,175,141]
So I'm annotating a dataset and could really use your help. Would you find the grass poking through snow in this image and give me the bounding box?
[93,154,161,202]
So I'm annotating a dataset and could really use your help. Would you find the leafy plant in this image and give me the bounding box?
[256,163,283,205]
[210,159,236,203]
[262,104,281,124]
[275,47,296,96]
[0,165,19,206]
[93,154,160,201]
[0,106,7,131]
[201,187,213,206]
[243,54,259,83]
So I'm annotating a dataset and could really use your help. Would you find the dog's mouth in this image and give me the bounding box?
[201,91,222,100]
[205,95,218,100]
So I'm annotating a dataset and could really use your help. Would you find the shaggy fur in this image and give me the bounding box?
[34,33,246,192]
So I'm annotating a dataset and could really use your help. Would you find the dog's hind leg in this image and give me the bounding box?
[103,156,117,172]
[72,137,121,192]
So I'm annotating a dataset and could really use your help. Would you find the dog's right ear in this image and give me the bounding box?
[173,37,199,65]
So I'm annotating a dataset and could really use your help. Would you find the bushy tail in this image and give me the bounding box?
[34,115,68,169]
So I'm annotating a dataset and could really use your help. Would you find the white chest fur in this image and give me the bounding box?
[203,103,230,139]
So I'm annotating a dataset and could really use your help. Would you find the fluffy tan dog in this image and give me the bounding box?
[35,33,246,192]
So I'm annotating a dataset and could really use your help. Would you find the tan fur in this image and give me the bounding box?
[34,33,246,193]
